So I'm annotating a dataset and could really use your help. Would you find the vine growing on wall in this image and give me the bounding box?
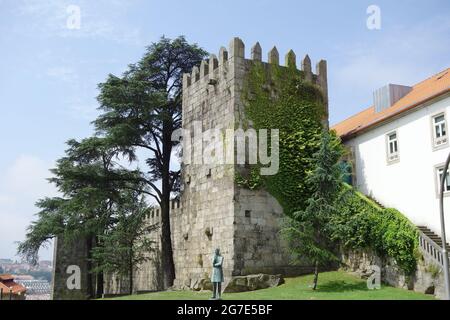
[332,185,419,275]
[239,62,419,275]
[239,61,325,216]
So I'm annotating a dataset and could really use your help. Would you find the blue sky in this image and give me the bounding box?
[0,0,449,261]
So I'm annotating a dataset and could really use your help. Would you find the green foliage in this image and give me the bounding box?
[425,263,441,279]
[17,136,144,266]
[281,131,345,268]
[235,166,265,190]
[95,35,208,198]
[241,61,325,216]
[91,193,157,293]
[18,37,207,291]
[17,197,67,265]
[332,186,419,275]
[95,37,208,286]
[240,61,418,275]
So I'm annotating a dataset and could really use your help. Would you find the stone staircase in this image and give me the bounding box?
[417,225,450,267]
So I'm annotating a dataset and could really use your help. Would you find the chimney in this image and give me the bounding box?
[373,84,412,113]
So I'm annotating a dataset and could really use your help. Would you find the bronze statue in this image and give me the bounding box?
[210,248,224,299]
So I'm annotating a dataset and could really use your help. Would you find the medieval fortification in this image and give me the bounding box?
[51,37,328,298]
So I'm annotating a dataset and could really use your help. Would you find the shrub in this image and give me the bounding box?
[333,187,418,275]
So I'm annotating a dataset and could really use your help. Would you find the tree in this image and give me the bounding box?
[94,36,208,287]
[18,137,143,297]
[281,130,344,290]
[17,197,67,267]
[91,192,157,295]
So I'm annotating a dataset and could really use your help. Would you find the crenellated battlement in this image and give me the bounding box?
[144,199,182,225]
[182,37,328,98]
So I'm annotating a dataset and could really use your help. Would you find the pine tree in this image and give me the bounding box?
[282,130,344,290]
[17,137,143,297]
[91,193,157,295]
[95,36,207,287]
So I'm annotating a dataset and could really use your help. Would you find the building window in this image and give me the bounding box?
[437,167,450,193]
[432,113,448,148]
[386,131,399,163]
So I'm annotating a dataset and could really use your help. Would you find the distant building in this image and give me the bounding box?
[0,274,27,300]
[0,259,13,264]
[333,68,450,238]
[13,275,34,281]
[15,279,51,300]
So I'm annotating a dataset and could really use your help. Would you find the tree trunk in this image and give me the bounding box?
[96,271,104,298]
[129,250,133,295]
[94,235,104,298]
[160,120,175,288]
[85,236,94,299]
[312,261,319,290]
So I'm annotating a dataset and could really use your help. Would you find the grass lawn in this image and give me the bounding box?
[106,271,434,300]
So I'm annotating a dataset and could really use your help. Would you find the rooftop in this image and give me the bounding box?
[332,68,450,140]
[0,274,27,295]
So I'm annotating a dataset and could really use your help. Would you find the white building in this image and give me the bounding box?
[333,68,450,238]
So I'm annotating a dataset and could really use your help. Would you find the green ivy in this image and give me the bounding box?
[235,166,265,190]
[333,186,419,275]
[240,62,325,216]
[239,62,418,275]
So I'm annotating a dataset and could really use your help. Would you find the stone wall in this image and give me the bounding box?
[341,248,446,299]
[173,40,237,288]
[172,37,328,288]
[51,236,93,300]
[104,203,179,294]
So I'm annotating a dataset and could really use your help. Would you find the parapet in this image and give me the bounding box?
[144,199,181,225]
[182,37,328,96]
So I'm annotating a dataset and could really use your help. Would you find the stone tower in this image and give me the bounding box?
[170,37,328,289]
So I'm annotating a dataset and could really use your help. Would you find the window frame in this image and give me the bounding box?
[431,112,449,151]
[435,164,450,197]
[385,130,400,164]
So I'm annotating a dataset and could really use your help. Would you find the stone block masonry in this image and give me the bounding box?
[172,37,328,289]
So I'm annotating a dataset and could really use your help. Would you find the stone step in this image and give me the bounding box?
[417,225,450,249]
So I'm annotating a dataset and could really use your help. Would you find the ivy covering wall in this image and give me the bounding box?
[333,186,419,275]
[239,62,325,216]
[239,62,419,275]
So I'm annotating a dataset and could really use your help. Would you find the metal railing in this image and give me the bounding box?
[418,230,450,267]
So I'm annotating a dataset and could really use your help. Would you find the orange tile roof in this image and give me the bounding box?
[332,68,450,140]
[0,275,27,295]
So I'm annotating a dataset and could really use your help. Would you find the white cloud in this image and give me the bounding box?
[0,155,57,260]
[3,155,56,199]
[46,66,78,82]
[334,16,450,90]
[15,0,144,45]
[330,15,450,123]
